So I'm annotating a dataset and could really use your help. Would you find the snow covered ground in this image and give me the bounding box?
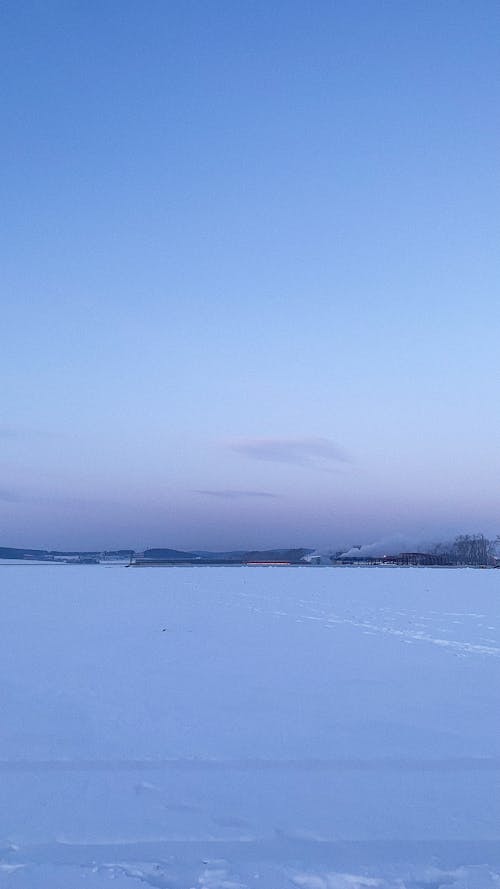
[0,565,499,888]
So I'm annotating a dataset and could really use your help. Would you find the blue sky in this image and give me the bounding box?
[1,0,499,550]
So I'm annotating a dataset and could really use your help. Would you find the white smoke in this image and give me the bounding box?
[339,534,436,560]
[302,550,335,565]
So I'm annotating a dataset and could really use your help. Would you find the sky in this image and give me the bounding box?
[1,0,499,551]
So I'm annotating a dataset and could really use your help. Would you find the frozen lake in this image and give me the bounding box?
[0,565,499,888]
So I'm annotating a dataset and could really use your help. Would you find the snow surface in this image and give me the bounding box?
[0,564,499,888]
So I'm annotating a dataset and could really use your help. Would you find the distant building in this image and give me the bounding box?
[395,552,449,566]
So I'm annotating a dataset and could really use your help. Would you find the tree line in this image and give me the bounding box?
[433,534,497,566]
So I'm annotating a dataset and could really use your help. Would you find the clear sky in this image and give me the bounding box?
[1,0,499,551]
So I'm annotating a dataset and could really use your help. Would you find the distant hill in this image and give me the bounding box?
[236,548,312,563]
[0,546,133,561]
[0,545,313,564]
[142,547,312,564]
[0,547,49,560]
[142,548,200,561]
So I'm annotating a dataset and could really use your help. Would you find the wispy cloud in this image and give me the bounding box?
[0,425,60,441]
[194,489,280,499]
[0,426,23,439]
[0,487,23,502]
[227,437,350,471]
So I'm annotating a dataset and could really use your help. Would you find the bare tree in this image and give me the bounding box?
[452,534,493,566]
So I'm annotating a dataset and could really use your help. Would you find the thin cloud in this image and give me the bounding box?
[0,487,23,502]
[0,426,23,439]
[227,437,350,471]
[195,489,280,499]
[0,425,60,441]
